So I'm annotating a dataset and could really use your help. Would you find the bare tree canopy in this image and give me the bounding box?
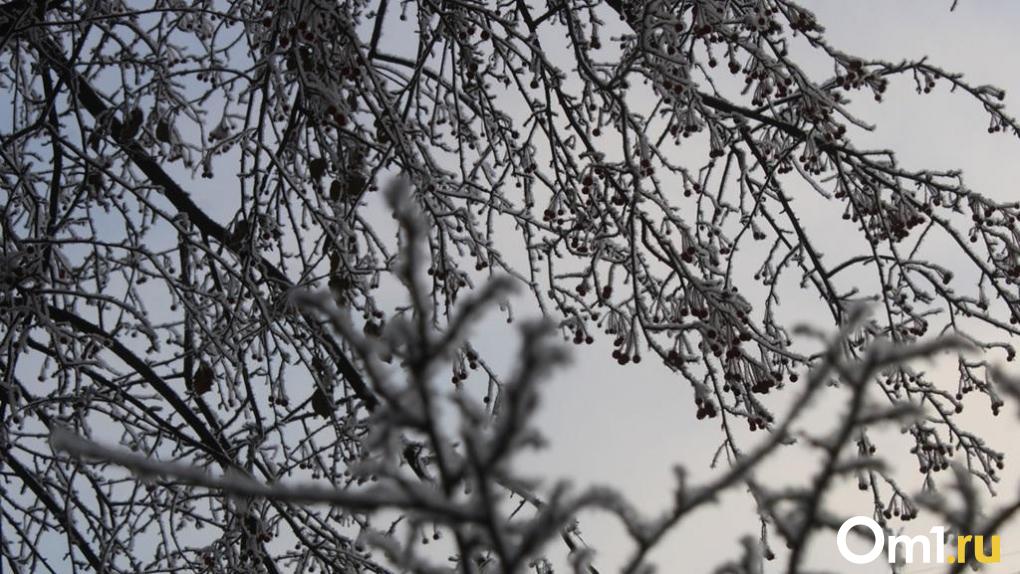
[3,0,1020,572]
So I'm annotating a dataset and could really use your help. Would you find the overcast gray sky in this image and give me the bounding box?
[9,1,1019,572]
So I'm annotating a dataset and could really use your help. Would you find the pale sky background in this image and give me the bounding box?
[8,1,1020,572]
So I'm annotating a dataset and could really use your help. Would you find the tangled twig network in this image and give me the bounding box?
[3,0,1020,572]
